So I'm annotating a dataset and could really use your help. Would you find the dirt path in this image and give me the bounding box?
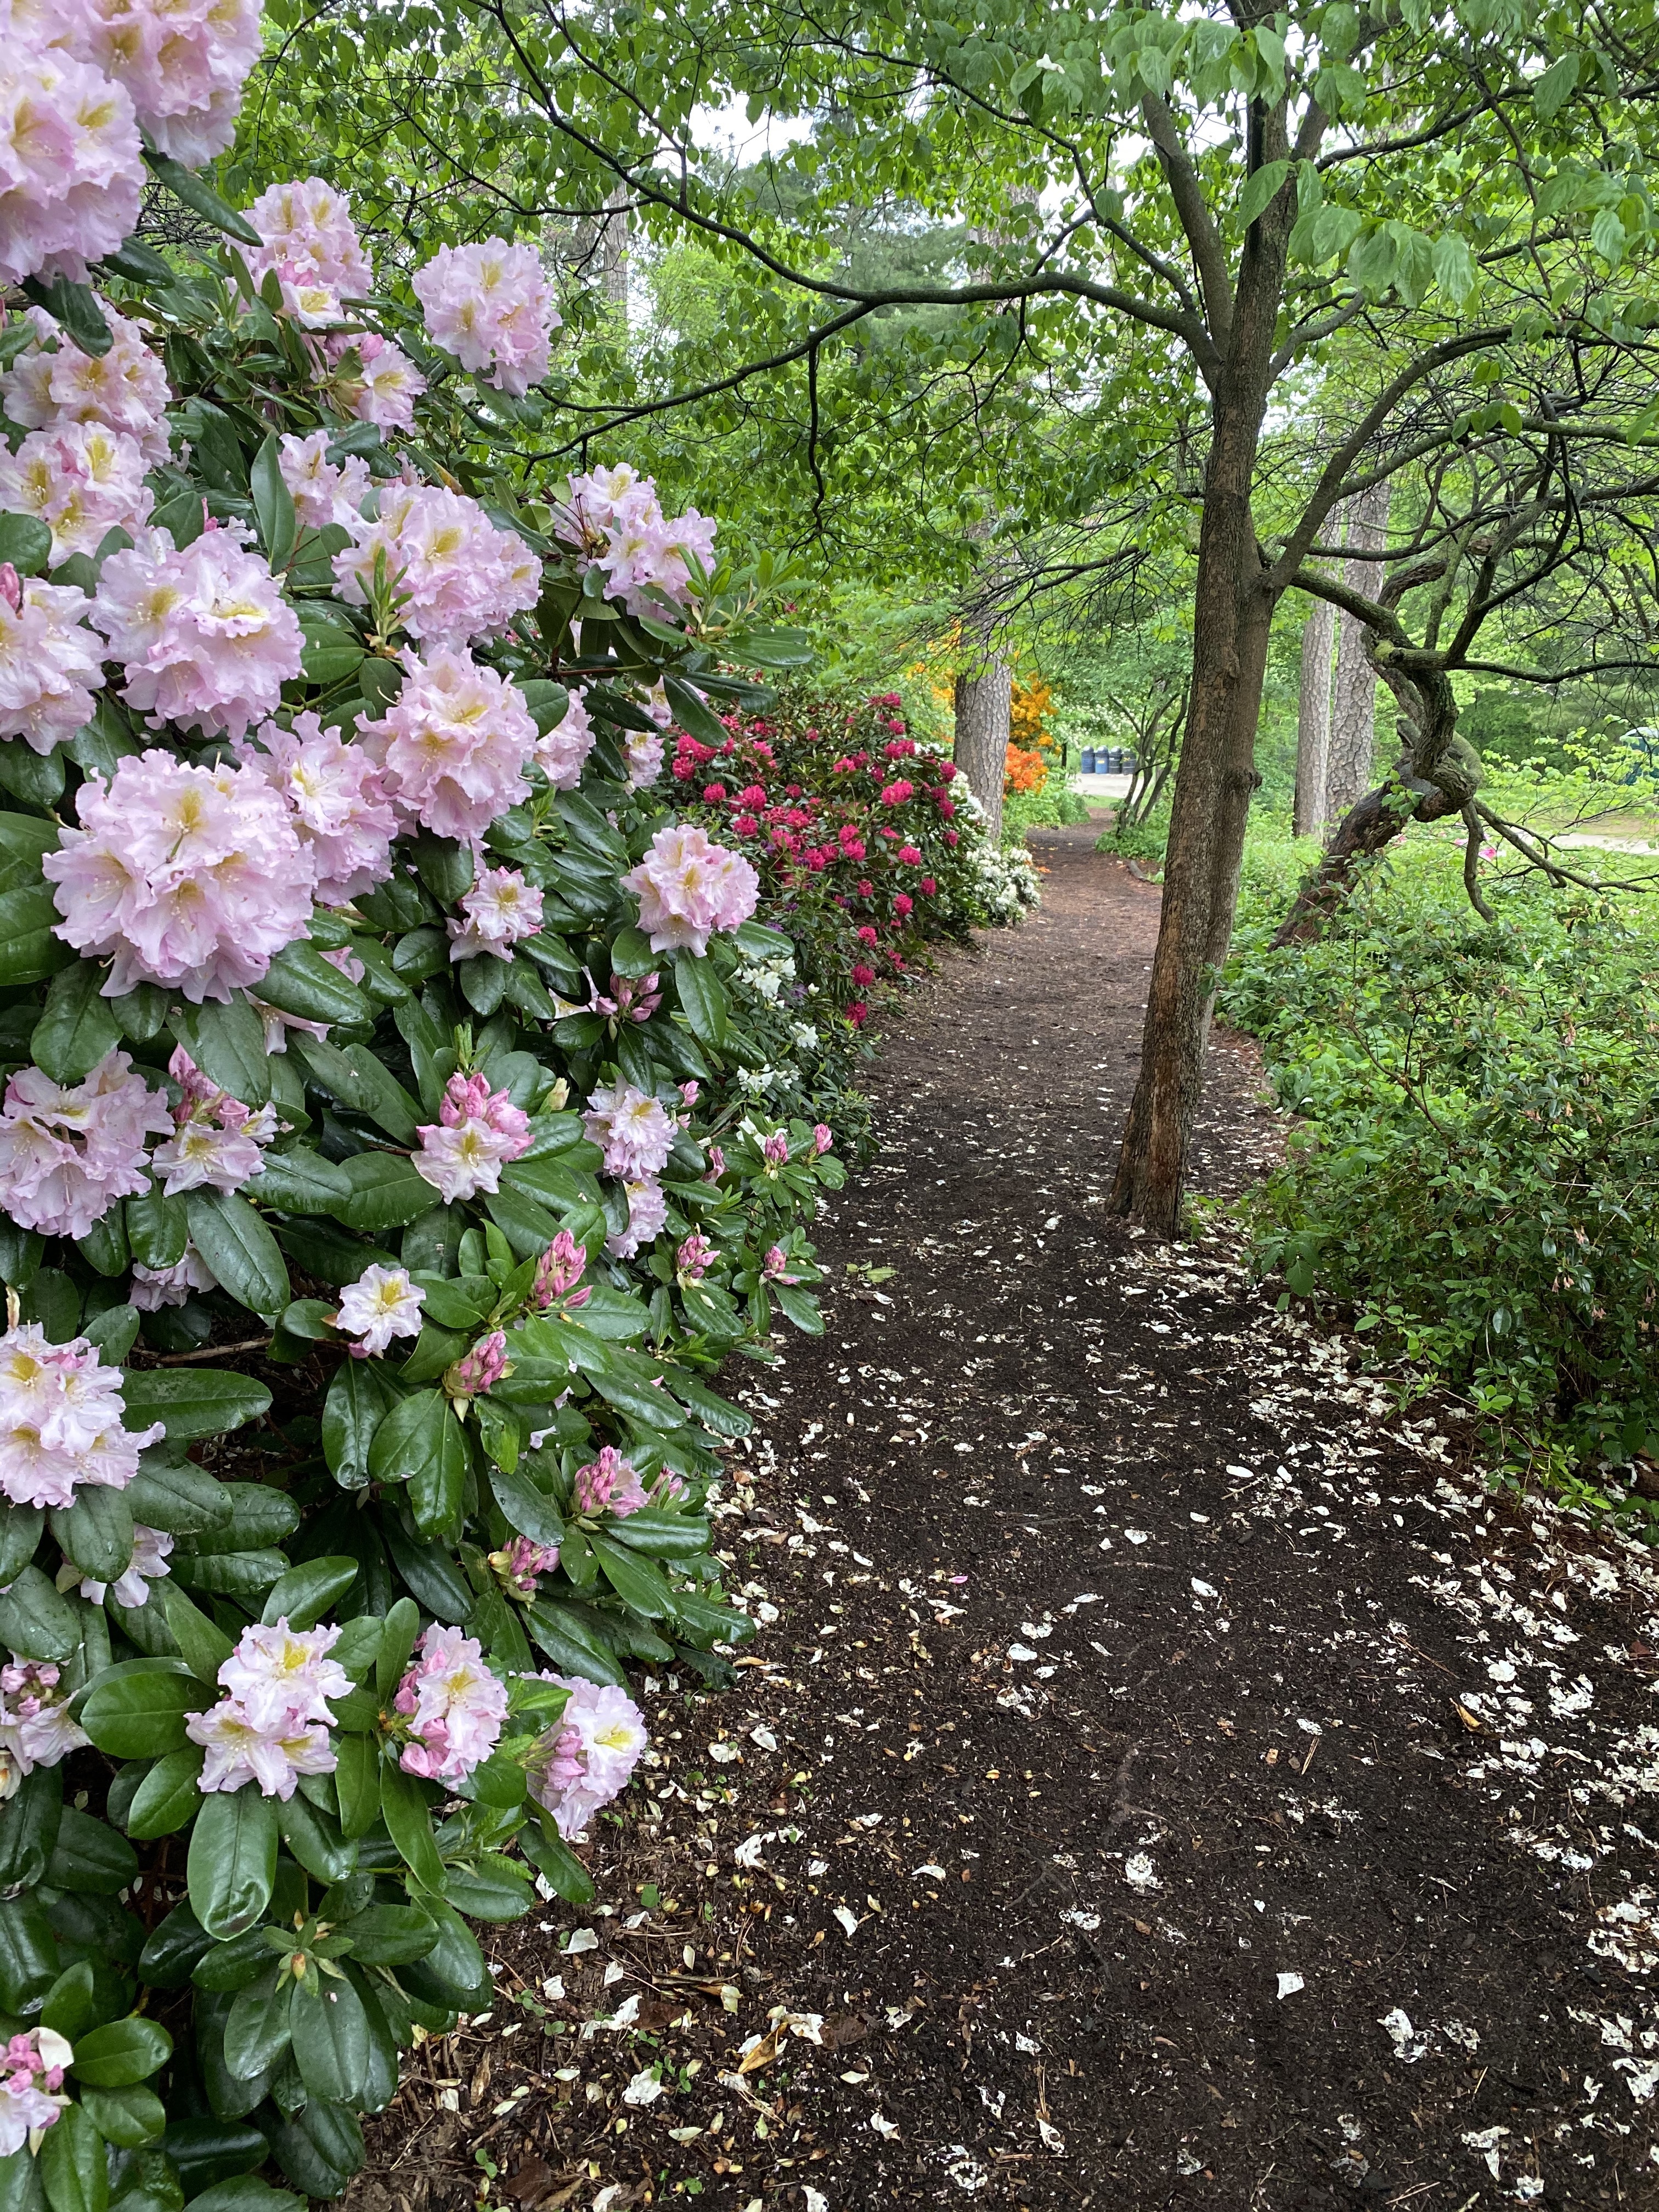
[362,830,1659,2212]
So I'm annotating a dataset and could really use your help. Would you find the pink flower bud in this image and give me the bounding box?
[444,1328,509,1400]
[812,1124,833,1155]
[532,1231,590,1311]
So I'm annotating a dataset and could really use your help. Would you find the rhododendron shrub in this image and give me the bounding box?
[0,140,868,2212]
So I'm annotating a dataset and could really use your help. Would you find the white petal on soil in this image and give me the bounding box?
[1007,1644,1039,1662]
[1277,1972,1305,2000]
[913,1863,948,1880]
[622,2067,664,2106]
[1037,2117,1065,2153]
[565,1927,599,1954]
[833,1905,860,1936]
[1124,1854,1159,1891]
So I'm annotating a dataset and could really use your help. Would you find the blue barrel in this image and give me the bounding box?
[1081,748,1096,774]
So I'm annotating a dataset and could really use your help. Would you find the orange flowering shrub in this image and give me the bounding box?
[1005,743,1049,795]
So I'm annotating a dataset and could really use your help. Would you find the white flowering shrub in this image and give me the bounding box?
[0,36,872,2204]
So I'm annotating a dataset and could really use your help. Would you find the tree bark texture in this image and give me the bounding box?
[1293,596,1336,836]
[953,662,1010,844]
[1327,479,1391,818]
[1111,380,1274,1236]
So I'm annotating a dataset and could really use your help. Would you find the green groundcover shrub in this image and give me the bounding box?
[0,123,1030,2212]
[1223,829,1659,1485]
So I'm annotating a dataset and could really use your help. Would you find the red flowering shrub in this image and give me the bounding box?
[672,688,1009,1029]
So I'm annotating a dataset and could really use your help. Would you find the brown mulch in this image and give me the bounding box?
[351,827,1659,2212]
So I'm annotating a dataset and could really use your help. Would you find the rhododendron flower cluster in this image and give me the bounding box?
[606,1176,668,1259]
[444,1328,508,1402]
[413,1070,531,1202]
[526,1675,649,1840]
[277,429,371,530]
[334,484,540,647]
[583,1082,674,1182]
[532,1231,590,1310]
[77,1520,172,1609]
[79,0,261,165]
[623,727,665,789]
[534,688,595,788]
[0,569,105,751]
[448,865,544,961]
[0,421,153,560]
[0,1049,171,1240]
[489,1534,560,1598]
[0,35,142,287]
[188,1618,352,1798]
[44,748,314,1001]
[622,823,758,956]
[0,1660,89,1786]
[412,238,560,396]
[91,523,304,737]
[0,2026,69,2153]
[0,1323,162,1510]
[325,330,425,430]
[129,1241,217,1310]
[394,1626,507,1782]
[676,1231,715,1283]
[243,176,374,315]
[559,466,718,616]
[0,302,171,460]
[243,711,397,904]
[151,1045,276,1195]
[334,1263,426,1357]
[365,645,537,849]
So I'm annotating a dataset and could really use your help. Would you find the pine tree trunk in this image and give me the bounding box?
[1327,479,1390,816]
[953,662,1010,844]
[1293,597,1336,836]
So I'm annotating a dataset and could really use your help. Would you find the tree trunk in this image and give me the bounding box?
[1292,597,1336,836]
[1111,380,1275,1235]
[1327,479,1390,817]
[953,662,1010,844]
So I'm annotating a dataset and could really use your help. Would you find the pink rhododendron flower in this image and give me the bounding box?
[622,822,759,957]
[583,1081,674,1182]
[0,40,143,287]
[448,865,544,962]
[850,963,875,988]
[187,1704,336,1798]
[489,1534,558,1597]
[0,1323,162,1510]
[0,1660,89,1787]
[242,711,397,905]
[919,875,936,894]
[334,1263,425,1357]
[335,484,540,647]
[0,2026,70,2152]
[1,301,170,460]
[91,523,304,738]
[761,1131,789,1169]
[761,1244,799,1283]
[150,1044,276,1197]
[0,1047,170,1239]
[894,893,913,917]
[412,237,560,396]
[526,1675,648,1840]
[572,1444,648,1519]
[363,646,536,849]
[532,1231,591,1310]
[326,330,426,428]
[80,0,261,165]
[0,572,104,751]
[0,421,151,560]
[78,1521,171,1609]
[847,1001,868,1028]
[243,177,373,304]
[943,826,960,847]
[557,466,716,616]
[411,1071,531,1202]
[444,1328,508,1402]
[812,1124,833,1154]
[44,749,314,1001]
[704,1143,725,1181]
[276,430,370,531]
[129,1242,217,1309]
[675,1231,715,1283]
[623,726,665,789]
[533,688,594,789]
[394,1626,507,1782]
[898,844,922,865]
[215,1617,352,1731]
[605,1175,667,1259]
